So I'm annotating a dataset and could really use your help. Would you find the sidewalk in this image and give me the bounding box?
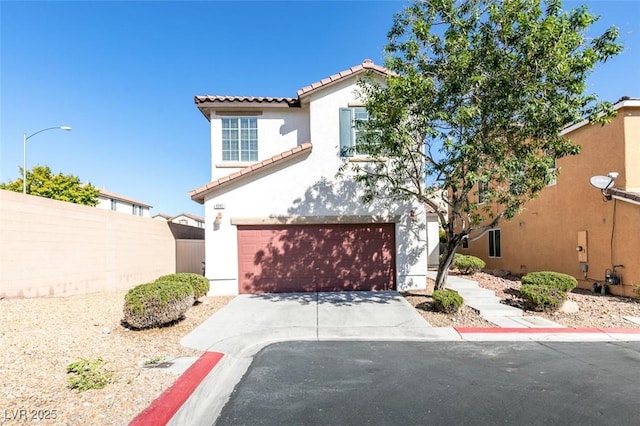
[438,271,566,328]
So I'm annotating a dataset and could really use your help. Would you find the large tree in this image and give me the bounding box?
[345,0,622,290]
[1,165,100,206]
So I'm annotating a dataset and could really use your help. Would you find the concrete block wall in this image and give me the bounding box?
[0,190,176,298]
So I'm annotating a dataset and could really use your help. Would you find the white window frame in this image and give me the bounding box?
[478,181,489,204]
[221,117,258,162]
[340,107,370,157]
[488,229,501,258]
[547,150,557,187]
[110,199,117,211]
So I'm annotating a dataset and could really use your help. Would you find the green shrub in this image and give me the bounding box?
[123,280,195,329]
[432,289,464,314]
[453,255,486,275]
[66,358,113,392]
[157,273,210,299]
[520,284,566,312]
[439,252,463,269]
[521,271,577,293]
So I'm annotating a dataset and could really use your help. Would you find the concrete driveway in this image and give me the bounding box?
[180,291,458,353]
[172,291,459,426]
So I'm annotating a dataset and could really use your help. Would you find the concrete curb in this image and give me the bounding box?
[455,327,640,341]
[128,351,224,426]
[131,327,640,424]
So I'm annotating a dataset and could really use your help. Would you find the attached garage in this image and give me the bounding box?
[237,223,396,294]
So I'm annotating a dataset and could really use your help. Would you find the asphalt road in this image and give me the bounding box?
[215,341,640,426]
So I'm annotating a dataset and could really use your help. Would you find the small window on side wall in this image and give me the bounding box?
[488,229,501,258]
[478,181,489,204]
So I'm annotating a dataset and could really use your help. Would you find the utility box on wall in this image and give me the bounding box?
[577,230,588,263]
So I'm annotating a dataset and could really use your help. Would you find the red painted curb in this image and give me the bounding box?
[455,327,640,334]
[129,351,224,426]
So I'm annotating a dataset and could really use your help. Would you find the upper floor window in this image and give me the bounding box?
[110,199,117,211]
[478,181,489,204]
[222,117,258,162]
[339,107,369,157]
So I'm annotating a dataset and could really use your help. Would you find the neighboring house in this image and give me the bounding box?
[170,213,205,228]
[190,60,440,295]
[97,189,152,218]
[461,98,640,297]
[153,213,205,228]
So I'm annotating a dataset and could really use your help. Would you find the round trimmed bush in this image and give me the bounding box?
[521,271,577,292]
[453,255,486,275]
[123,280,195,329]
[439,252,464,269]
[157,273,210,300]
[432,289,464,314]
[520,284,566,312]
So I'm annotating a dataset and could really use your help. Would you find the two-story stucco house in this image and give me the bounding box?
[189,60,440,295]
[461,98,640,297]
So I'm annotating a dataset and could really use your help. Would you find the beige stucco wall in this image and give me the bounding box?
[0,190,176,298]
[463,105,640,296]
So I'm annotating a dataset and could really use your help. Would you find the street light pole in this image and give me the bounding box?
[22,126,72,194]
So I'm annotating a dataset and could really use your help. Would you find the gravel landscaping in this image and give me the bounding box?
[403,271,640,328]
[0,291,233,426]
[3,273,639,425]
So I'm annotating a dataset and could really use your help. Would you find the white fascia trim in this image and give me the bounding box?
[560,99,640,136]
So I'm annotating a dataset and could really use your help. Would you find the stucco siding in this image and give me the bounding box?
[624,108,640,191]
[203,162,429,295]
[201,72,434,295]
[464,107,640,296]
[209,108,310,180]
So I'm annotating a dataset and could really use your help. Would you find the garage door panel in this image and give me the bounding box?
[237,224,396,294]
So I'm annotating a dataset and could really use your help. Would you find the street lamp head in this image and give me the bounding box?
[60,126,72,131]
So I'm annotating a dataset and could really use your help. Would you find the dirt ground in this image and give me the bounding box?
[0,291,233,426]
[402,272,640,328]
[2,273,639,425]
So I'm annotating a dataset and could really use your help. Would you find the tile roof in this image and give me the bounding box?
[194,95,300,107]
[194,60,392,118]
[152,213,172,220]
[607,188,640,205]
[296,59,392,98]
[189,142,313,204]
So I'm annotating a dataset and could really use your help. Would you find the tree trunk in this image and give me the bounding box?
[434,240,459,290]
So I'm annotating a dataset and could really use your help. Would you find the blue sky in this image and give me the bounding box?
[1,1,638,217]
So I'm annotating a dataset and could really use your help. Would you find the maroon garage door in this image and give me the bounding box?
[237,223,396,294]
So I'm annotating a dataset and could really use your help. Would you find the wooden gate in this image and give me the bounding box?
[176,239,205,274]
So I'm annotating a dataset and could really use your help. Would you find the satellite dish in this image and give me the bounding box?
[590,175,614,190]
